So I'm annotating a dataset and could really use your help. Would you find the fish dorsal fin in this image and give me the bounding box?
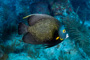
[23,15,32,19]
[24,14,56,26]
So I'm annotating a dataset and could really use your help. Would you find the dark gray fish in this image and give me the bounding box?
[18,14,67,48]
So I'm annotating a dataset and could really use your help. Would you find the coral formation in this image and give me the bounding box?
[62,16,90,57]
[0,0,90,60]
[70,0,90,20]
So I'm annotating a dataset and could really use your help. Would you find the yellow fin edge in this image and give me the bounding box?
[23,15,32,19]
[56,37,60,40]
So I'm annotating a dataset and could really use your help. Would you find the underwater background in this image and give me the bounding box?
[0,0,90,60]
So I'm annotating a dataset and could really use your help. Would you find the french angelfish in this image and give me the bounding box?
[18,14,67,48]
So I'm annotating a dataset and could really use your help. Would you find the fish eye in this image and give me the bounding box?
[63,29,66,33]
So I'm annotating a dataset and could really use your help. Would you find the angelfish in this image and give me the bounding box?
[18,14,68,48]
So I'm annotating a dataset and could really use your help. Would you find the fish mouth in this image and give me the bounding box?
[59,34,69,40]
[66,33,69,39]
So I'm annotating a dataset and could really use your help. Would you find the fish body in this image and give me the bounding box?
[18,14,67,48]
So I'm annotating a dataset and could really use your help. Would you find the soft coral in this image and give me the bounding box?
[62,16,90,57]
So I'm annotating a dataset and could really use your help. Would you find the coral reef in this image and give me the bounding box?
[0,0,90,60]
[51,0,72,16]
[62,16,90,58]
[70,0,90,21]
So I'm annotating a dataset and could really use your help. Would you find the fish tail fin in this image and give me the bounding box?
[18,23,28,35]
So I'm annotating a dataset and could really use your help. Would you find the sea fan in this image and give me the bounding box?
[62,16,90,57]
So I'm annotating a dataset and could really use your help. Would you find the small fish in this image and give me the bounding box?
[18,14,68,48]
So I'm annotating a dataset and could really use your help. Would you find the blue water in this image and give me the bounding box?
[0,0,90,60]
